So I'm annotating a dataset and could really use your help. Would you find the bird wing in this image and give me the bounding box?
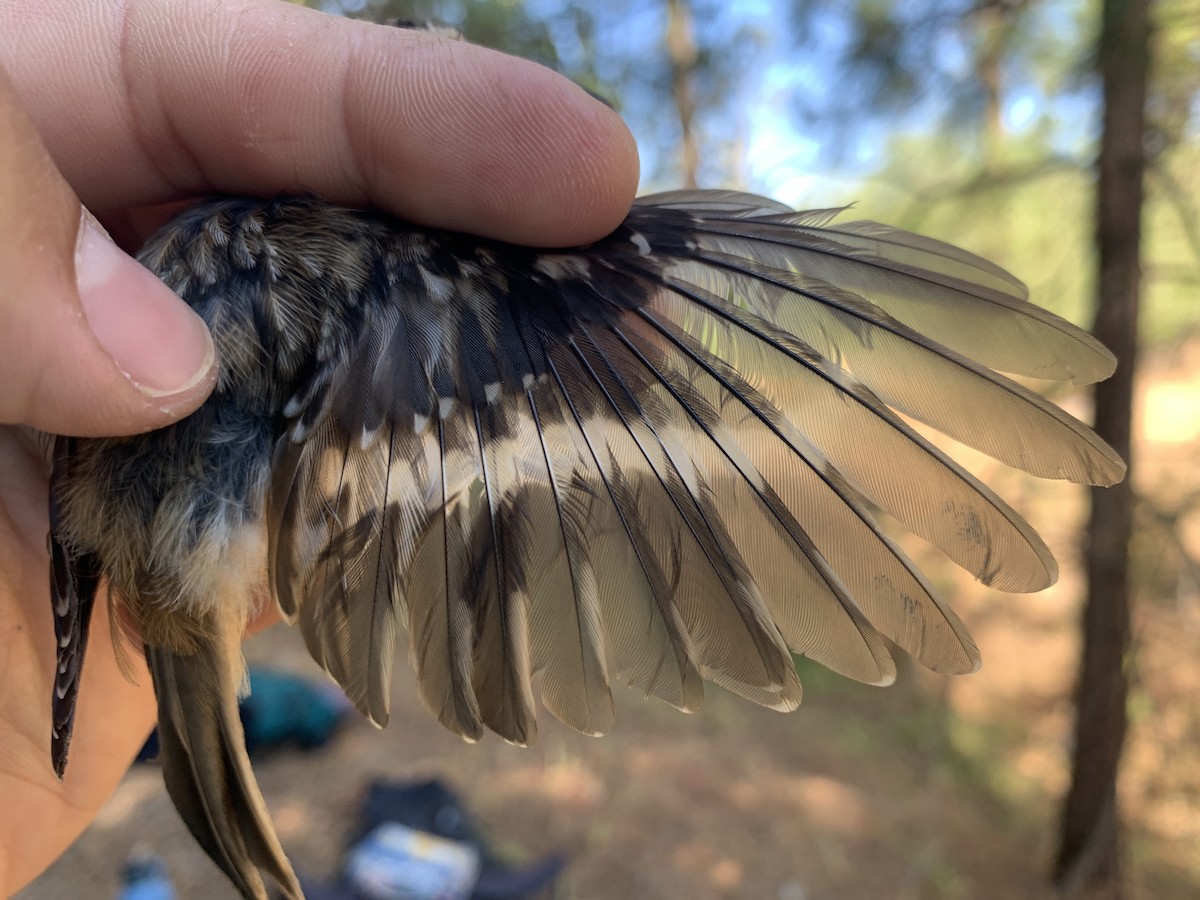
[261,191,1124,743]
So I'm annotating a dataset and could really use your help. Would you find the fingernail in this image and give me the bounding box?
[76,211,214,397]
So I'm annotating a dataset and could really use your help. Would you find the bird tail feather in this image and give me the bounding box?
[146,621,301,900]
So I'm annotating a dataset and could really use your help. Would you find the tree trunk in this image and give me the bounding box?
[665,0,699,188]
[970,0,1023,169]
[1054,0,1151,895]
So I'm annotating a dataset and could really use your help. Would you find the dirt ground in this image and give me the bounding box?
[19,343,1200,900]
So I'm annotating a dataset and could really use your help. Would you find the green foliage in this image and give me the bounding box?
[1147,138,1200,346]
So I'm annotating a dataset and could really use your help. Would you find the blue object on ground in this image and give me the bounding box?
[116,850,175,900]
[342,821,481,899]
[239,667,353,753]
[293,779,567,900]
[355,781,567,900]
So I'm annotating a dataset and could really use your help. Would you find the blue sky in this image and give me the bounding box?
[520,0,1104,202]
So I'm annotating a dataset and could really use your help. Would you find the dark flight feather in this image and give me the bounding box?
[47,190,1125,899]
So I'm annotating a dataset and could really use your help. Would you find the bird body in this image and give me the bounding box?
[48,191,1124,899]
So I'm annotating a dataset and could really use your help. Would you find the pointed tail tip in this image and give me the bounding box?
[51,730,69,781]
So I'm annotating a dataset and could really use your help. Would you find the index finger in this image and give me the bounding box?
[1,0,639,246]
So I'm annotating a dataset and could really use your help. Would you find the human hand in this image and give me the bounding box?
[0,1,637,891]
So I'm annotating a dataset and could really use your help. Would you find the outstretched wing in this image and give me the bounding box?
[258,191,1123,743]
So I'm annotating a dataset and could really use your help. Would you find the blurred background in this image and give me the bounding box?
[22,1,1199,898]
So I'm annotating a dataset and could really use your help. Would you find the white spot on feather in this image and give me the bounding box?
[421,270,456,304]
[535,255,591,278]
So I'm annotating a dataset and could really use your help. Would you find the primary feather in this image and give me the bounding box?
[48,191,1124,899]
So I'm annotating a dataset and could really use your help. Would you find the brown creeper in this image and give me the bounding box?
[48,191,1124,899]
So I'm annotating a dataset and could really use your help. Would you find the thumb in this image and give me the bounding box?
[0,68,214,437]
